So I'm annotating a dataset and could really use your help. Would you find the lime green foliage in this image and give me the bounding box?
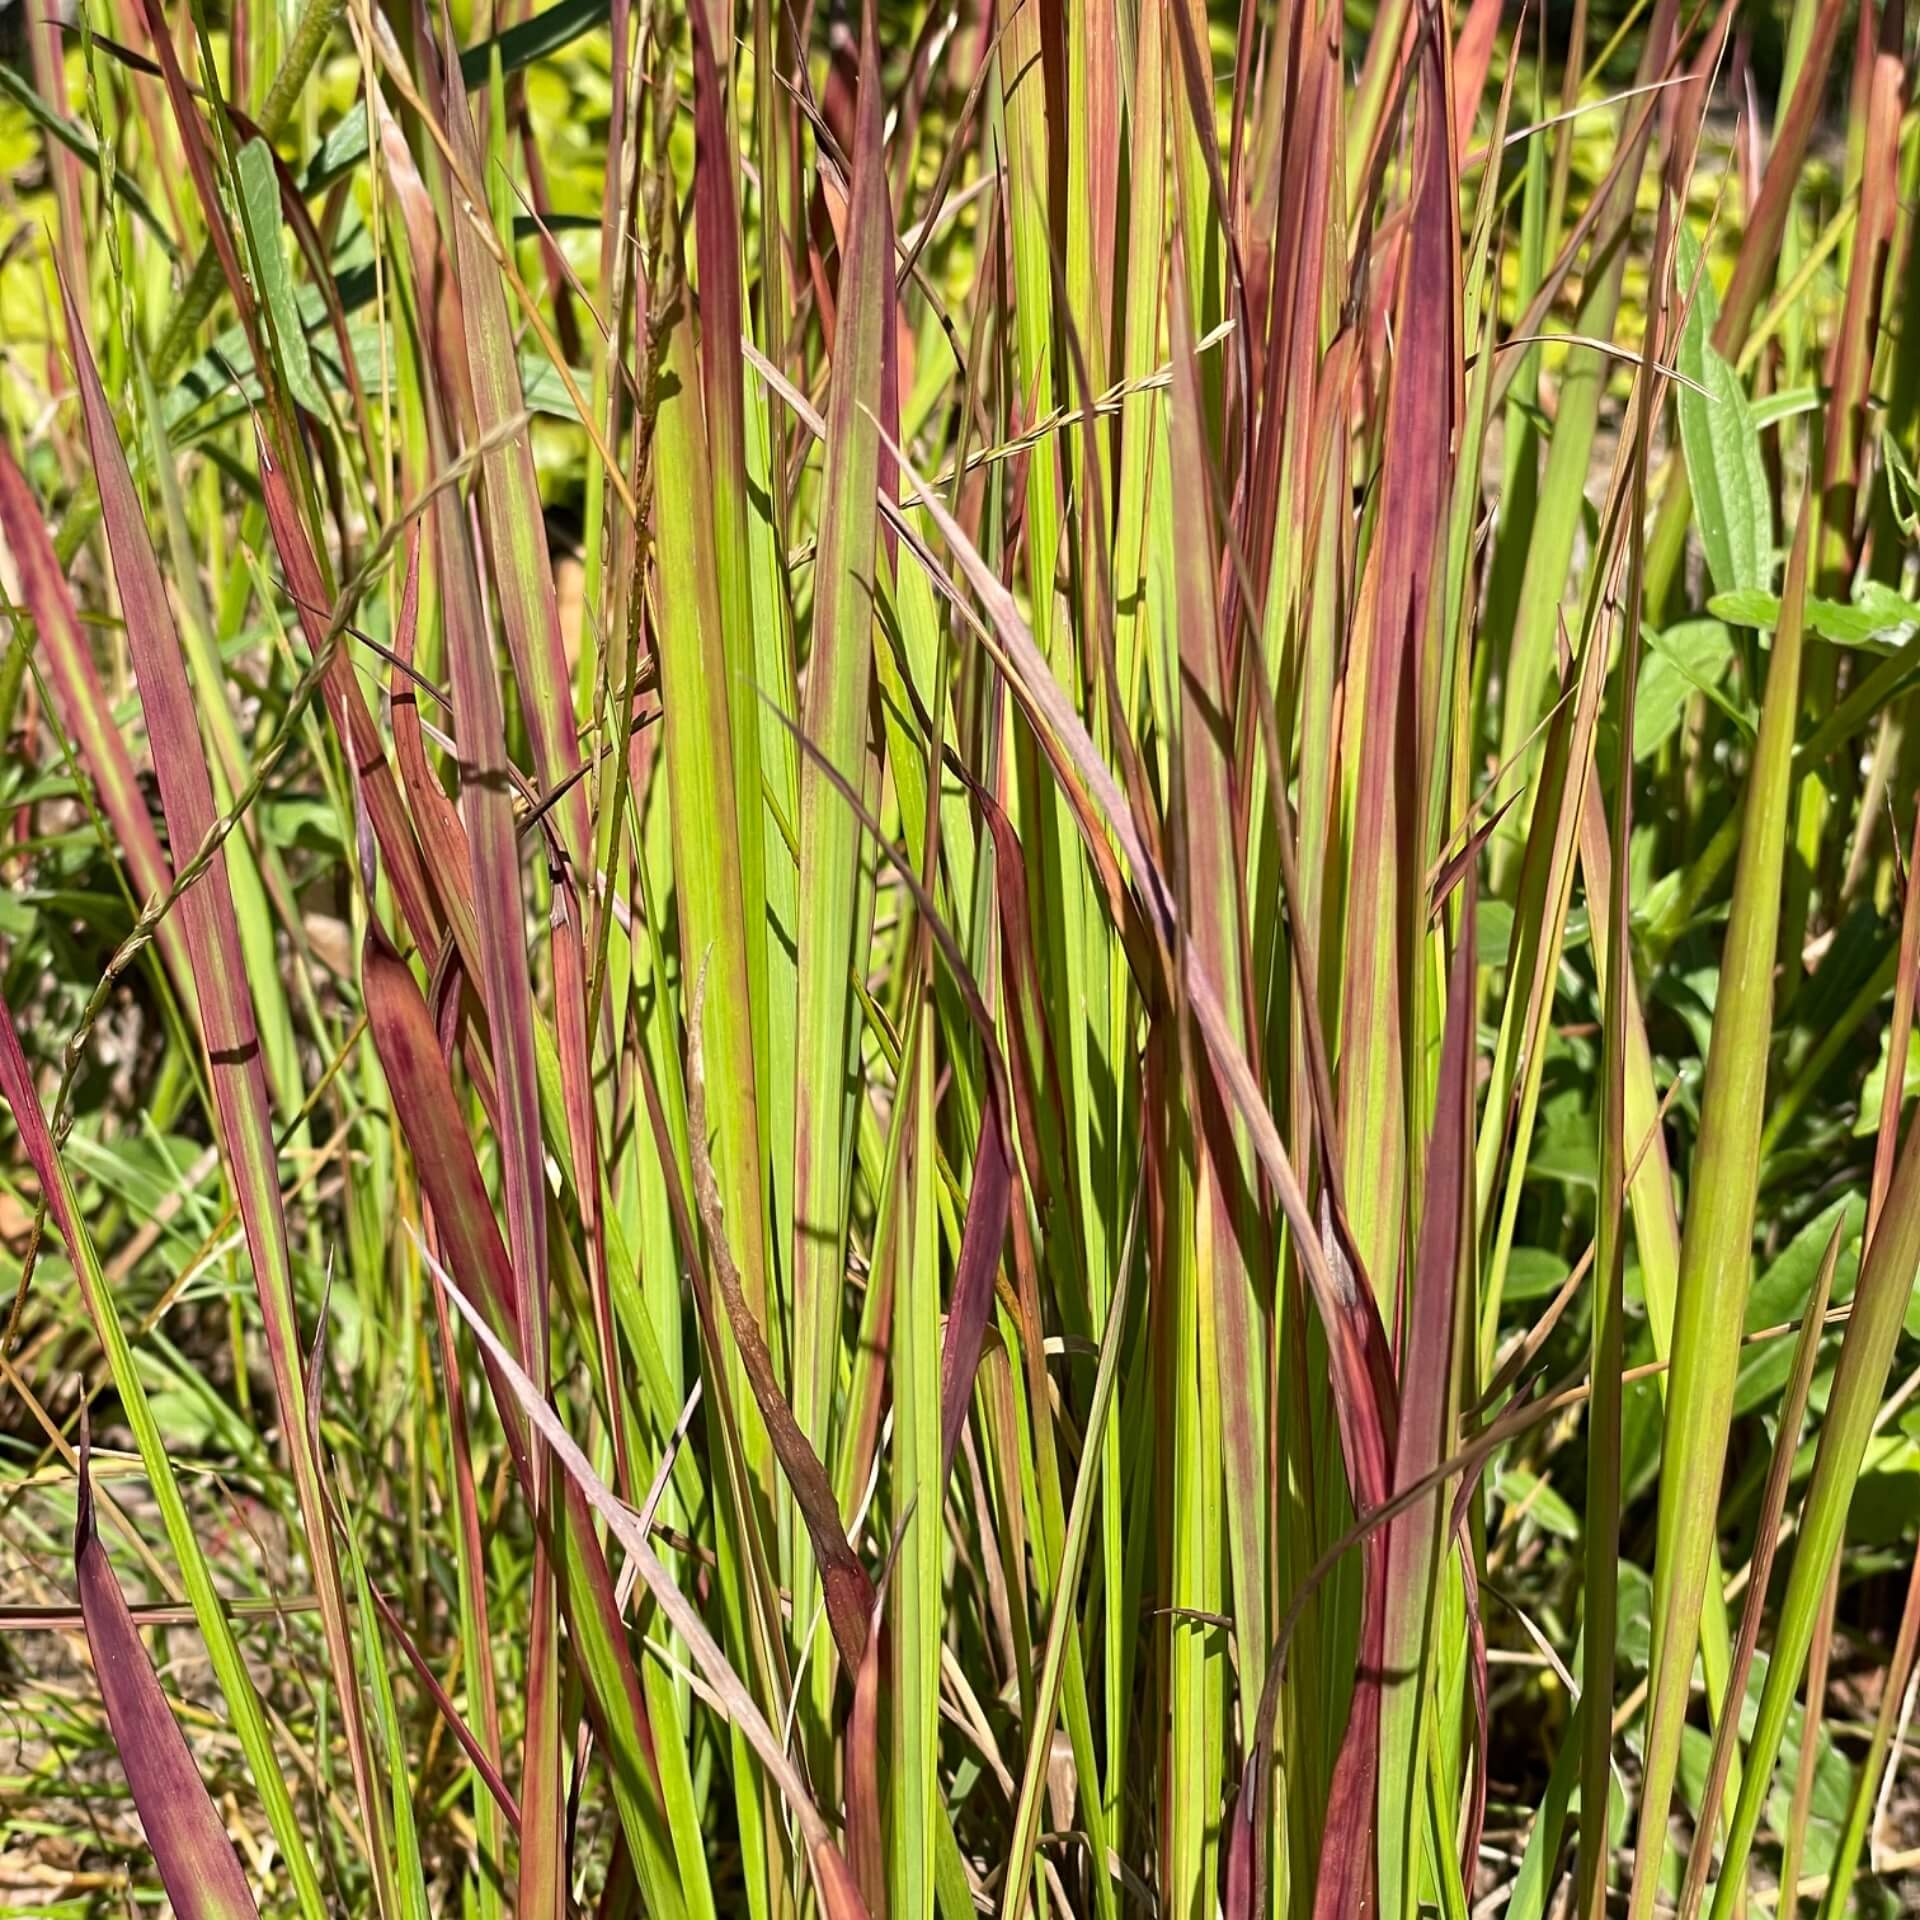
[2,4,1919,1920]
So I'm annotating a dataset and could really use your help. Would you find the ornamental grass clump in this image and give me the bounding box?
[1,0,1919,1916]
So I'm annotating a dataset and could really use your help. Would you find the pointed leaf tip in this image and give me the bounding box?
[76,1421,261,1920]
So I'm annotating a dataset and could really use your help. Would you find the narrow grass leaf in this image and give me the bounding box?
[438,15,592,879]
[0,446,193,1008]
[792,0,893,1496]
[938,1100,1013,1488]
[686,966,876,1671]
[1677,1221,1843,1920]
[687,0,771,1148]
[1378,874,1477,1920]
[75,1427,261,1920]
[429,1262,873,1920]
[0,987,327,1920]
[1629,484,1820,1920]
[58,272,389,1905]
[1705,1101,1920,1920]
[361,927,692,1920]
[254,431,451,963]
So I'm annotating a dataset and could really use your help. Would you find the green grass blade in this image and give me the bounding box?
[1704,1105,1920,1920]
[439,32,592,880]
[1629,482,1820,1920]
[792,0,893,1537]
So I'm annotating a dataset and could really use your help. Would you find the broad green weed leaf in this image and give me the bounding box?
[1615,1562,1654,1670]
[1856,581,1920,631]
[1477,898,1515,967]
[1707,588,1785,629]
[1749,386,1819,429]
[1634,619,1738,758]
[1709,587,1920,652]
[1766,1713,1856,1880]
[1495,1467,1581,1540]
[1734,1194,1863,1416]
[1504,1246,1571,1301]
[1746,1196,1864,1335]
[1675,226,1771,598]
[1885,427,1920,535]
[234,140,325,416]
[1856,1025,1920,1137]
